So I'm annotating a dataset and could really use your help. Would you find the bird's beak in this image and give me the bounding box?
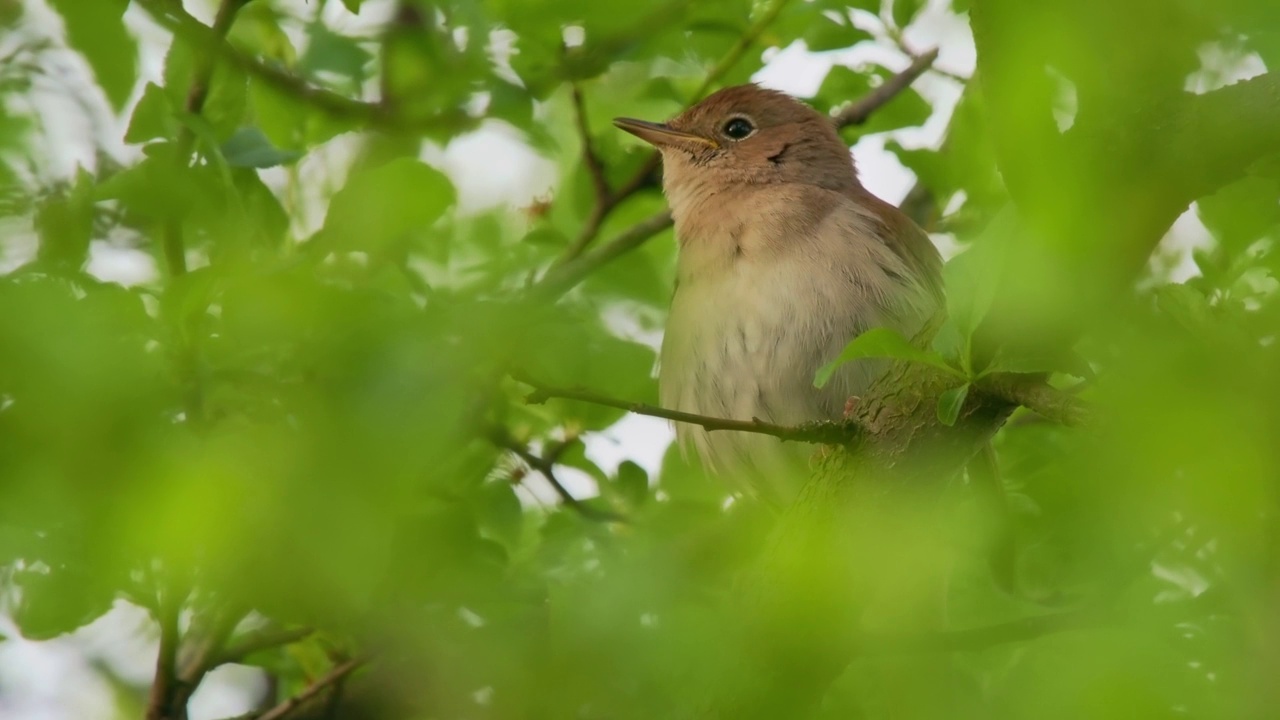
[613,118,719,151]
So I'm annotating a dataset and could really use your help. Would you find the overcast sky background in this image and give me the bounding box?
[0,0,1258,715]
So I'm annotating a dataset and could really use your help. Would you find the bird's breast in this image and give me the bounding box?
[661,246,871,428]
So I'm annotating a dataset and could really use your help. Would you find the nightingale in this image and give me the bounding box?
[614,84,944,504]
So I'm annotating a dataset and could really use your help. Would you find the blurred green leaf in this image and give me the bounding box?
[300,22,372,92]
[804,15,874,52]
[945,206,1018,337]
[1196,175,1280,254]
[316,158,455,253]
[614,460,649,507]
[12,566,115,640]
[34,168,95,271]
[220,127,304,168]
[891,0,923,29]
[229,0,297,64]
[125,83,177,145]
[48,0,136,110]
[477,480,524,550]
[1154,283,1213,333]
[163,37,248,141]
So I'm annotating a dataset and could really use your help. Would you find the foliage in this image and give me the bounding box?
[0,0,1278,718]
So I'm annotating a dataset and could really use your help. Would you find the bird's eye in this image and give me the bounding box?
[722,117,755,140]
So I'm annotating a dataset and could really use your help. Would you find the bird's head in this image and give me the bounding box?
[614,84,860,196]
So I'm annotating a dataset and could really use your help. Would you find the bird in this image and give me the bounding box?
[614,84,944,505]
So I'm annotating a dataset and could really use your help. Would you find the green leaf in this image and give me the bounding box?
[229,0,297,64]
[1155,283,1213,333]
[125,83,177,145]
[813,65,873,115]
[317,158,455,253]
[1196,175,1280,254]
[95,148,226,223]
[944,205,1019,336]
[477,480,524,550]
[34,168,95,270]
[614,461,649,507]
[163,38,248,141]
[892,0,923,29]
[232,168,290,248]
[13,566,115,640]
[249,78,356,150]
[936,383,969,426]
[815,327,963,389]
[341,0,364,11]
[854,84,930,135]
[804,16,874,52]
[48,0,137,110]
[300,22,372,91]
[981,345,1091,378]
[220,127,304,168]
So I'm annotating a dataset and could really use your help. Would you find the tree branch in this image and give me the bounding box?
[1166,72,1280,203]
[536,38,938,301]
[691,0,796,102]
[253,657,367,720]
[158,0,247,278]
[516,374,861,445]
[531,210,674,299]
[144,583,184,720]
[547,0,798,269]
[977,374,1091,426]
[834,48,939,128]
[572,83,609,203]
[136,0,471,137]
[215,626,315,666]
[487,429,627,522]
[557,84,623,263]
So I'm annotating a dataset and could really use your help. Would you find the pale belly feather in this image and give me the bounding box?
[660,253,884,500]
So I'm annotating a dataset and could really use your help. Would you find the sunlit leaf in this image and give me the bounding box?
[815,327,963,388]
[936,383,969,426]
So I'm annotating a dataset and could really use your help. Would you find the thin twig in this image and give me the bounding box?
[215,626,315,666]
[136,0,471,136]
[690,0,796,102]
[159,0,247,277]
[573,83,610,203]
[538,38,936,301]
[516,374,861,445]
[171,603,248,711]
[489,429,627,522]
[144,583,184,720]
[254,657,367,720]
[558,84,615,262]
[533,210,674,299]
[834,47,939,128]
[551,0,797,266]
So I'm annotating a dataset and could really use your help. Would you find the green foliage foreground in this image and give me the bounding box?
[1,0,1280,718]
